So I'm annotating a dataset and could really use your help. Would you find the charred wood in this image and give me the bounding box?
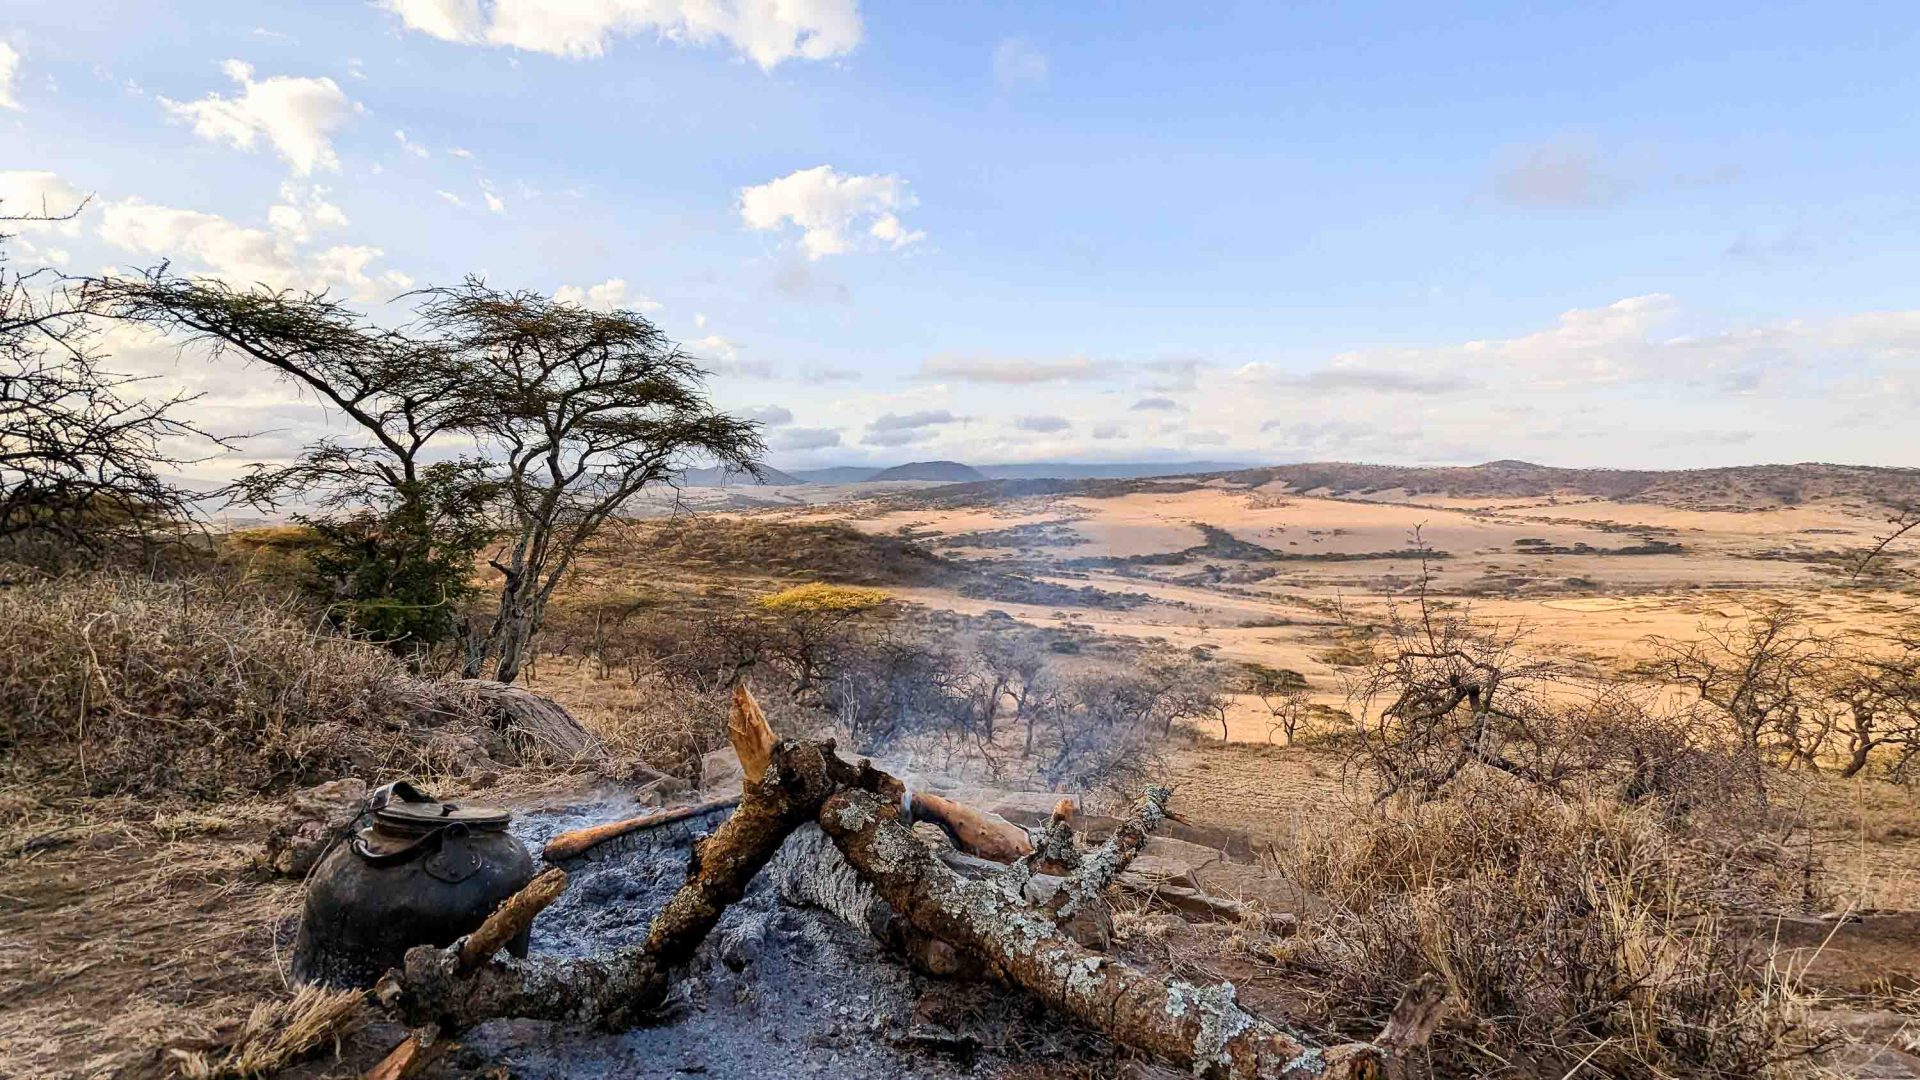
[541,797,742,861]
[818,786,1402,1080]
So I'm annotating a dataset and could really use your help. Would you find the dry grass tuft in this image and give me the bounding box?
[1269,783,1836,1078]
[166,984,367,1079]
[0,572,502,798]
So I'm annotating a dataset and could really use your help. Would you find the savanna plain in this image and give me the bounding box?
[8,458,1920,1080]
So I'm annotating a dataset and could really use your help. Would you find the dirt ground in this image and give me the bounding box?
[8,481,1919,1078]
[9,727,1920,1079]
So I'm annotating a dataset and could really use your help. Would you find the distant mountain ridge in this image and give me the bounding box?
[869,460,988,482]
[776,460,1251,485]
[891,460,1920,514]
[675,463,803,486]
[678,457,1920,513]
[1226,460,1920,511]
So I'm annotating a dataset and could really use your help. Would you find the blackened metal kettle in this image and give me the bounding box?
[292,781,535,988]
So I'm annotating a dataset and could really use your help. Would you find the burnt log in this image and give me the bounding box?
[540,797,742,861]
[818,786,1404,1080]
[382,687,1438,1078]
[909,791,1033,862]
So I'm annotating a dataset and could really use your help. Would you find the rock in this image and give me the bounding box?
[424,729,502,774]
[259,778,367,878]
[1822,1043,1920,1080]
[701,747,744,797]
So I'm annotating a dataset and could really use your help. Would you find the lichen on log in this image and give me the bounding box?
[817,786,1396,1080]
[1046,784,1169,918]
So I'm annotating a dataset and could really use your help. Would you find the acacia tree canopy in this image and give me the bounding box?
[92,270,765,676]
[416,278,763,682]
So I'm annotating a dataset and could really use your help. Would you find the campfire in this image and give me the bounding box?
[356,688,1443,1079]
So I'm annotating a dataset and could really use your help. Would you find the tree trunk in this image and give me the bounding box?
[451,679,597,760]
[1840,736,1874,779]
[491,604,535,684]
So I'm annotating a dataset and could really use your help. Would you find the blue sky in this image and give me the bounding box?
[4,1,1918,470]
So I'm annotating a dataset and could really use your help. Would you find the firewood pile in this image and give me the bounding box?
[365,687,1444,1079]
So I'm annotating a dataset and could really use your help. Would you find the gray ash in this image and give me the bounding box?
[433,799,1160,1080]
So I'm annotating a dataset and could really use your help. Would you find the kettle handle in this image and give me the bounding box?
[366,780,436,812]
[351,820,469,866]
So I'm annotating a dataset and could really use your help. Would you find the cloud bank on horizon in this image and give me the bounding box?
[2,1,1917,476]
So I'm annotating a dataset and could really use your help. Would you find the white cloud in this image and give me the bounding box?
[98,201,286,285]
[1489,135,1632,208]
[0,41,25,111]
[919,355,1119,384]
[869,409,959,432]
[863,408,962,446]
[385,0,862,68]
[436,189,466,206]
[96,193,407,298]
[267,182,349,243]
[691,333,772,377]
[1014,414,1069,433]
[554,277,658,312]
[1237,295,1698,395]
[0,171,89,228]
[481,187,505,213]
[386,0,486,44]
[395,129,430,158]
[1143,357,1204,391]
[740,165,922,260]
[773,426,841,451]
[160,60,360,175]
[991,37,1047,91]
[744,405,793,426]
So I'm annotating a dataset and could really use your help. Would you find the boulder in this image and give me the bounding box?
[700,747,744,797]
[259,778,367,878]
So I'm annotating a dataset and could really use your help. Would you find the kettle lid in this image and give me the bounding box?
[366,780,511,833]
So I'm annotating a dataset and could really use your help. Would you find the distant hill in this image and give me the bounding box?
[1227,460,1920,512]
[893,460,1920,514]
[870,460,988,483]
[676,463,804,486]
[779,460,1248,484]
[784,466,882,485]
[974,461,1248,480]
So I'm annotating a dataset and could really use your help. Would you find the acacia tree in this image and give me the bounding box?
[95,272,763,677]
[1821,629,1920,779]
[94,271,495,650]
[1345,584,1576,804]
[93,270,479,516]
[1239,663,1312,744]
[418,280,761,682]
